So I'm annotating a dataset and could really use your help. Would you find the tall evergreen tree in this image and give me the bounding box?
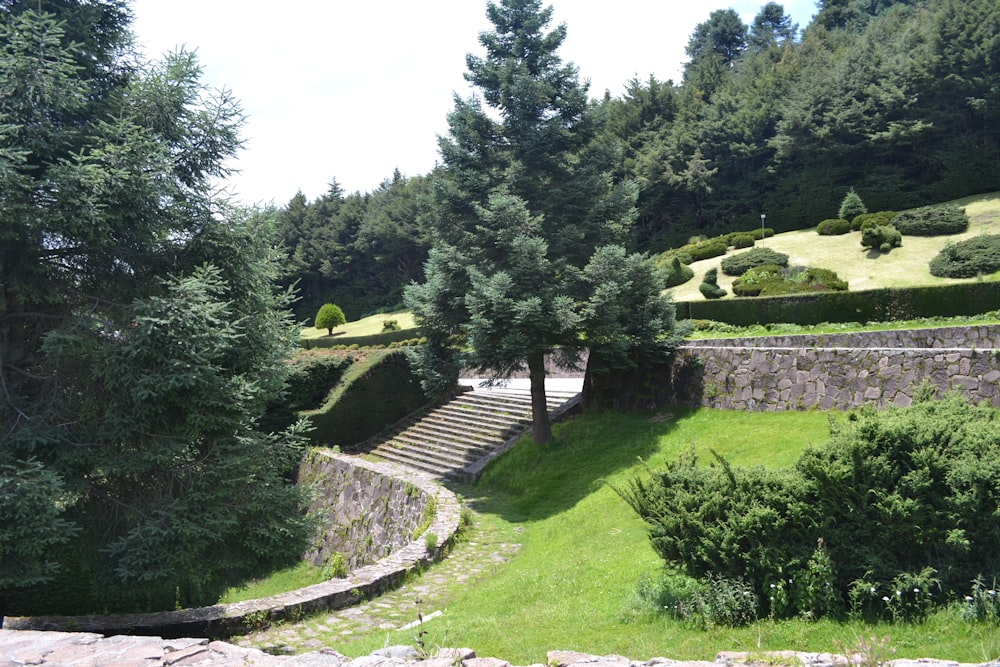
[1,3,310,614]
[406,0,681,444]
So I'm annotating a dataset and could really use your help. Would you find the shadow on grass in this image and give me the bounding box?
[450,408,690,523]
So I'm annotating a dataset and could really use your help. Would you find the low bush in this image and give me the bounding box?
[891,205,970,236]
[619,394,1000,622]
[730,233,756,249]
[720,247,790,276]
[861,224,902,252]
[817,218,852,235]
[660,255,695,288]
[698,267,727,299]
[852,211,896,231]
[733,266,849,297]
[731,264,785,296]
[929,235,1000,278]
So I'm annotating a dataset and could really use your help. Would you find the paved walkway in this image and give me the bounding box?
[232,507,519,656]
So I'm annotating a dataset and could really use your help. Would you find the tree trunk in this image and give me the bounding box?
[527,349,551,444]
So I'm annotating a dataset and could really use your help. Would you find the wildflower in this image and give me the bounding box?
[989,590,997,597]
[882,596,890,602]
[965,596,974,602]
[913,588,920,593]
[770,583,776,589]
[870,587,877,594]
[896,590,902,597]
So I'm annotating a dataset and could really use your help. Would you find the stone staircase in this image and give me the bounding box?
[370,386,580,481]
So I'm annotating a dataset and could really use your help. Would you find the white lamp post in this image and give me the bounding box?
[760,213,766,246]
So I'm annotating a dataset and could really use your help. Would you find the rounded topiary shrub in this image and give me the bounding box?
[861,225,902,253]
[891,205,970,236]
[852,211,896,231]
[730,264,785,296]
[817,219,851,236]
[730,233,756,249]
[662,256,695,288]
[929,235,1000,278]
[698,267,727,299]
[720,247,790,276]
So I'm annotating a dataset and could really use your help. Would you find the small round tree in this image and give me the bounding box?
[838,188,867,221]
[315,303,346,335]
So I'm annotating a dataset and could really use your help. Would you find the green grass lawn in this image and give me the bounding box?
[670,191,1000,303]
[300,309,417,341]
[327,408,999,664]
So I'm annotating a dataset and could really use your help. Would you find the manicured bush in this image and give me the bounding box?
[698,267,727,299]
[620,394,1000,621]
[838,188,867,220]
[731,264,785,296]
[382,319,402,332]
[314,303,346,335]
[686,238,729,262]
[929,235,1000,278]
[661,256,695,288]
[730,233,755,249]
[817,218,852,235]
[852,210,896,230]
[891,205,970,236]
[720,247,789,276]
[751,227,775,241]
[861,224,902,252]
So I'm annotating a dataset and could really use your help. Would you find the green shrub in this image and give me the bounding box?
[929,235,1000,278]
[731,264,785,296]
[751,227,775,241]
[891,205,970,236]
[382,319,401,332]
[838,189,867,221]
[852,210,896,231]
[861,224,902,252]
[698,267,727,299]
[720,247,790,276]
[620,395,1000,622]
[662,256,695,288]
[686,238,729,262]
[729,233,756,249]
[314,303,346,335]
[817,218,852,235]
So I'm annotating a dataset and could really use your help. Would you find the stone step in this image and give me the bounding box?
[381,438,482,469]
[396,425,504,451]
[415,413,526,440]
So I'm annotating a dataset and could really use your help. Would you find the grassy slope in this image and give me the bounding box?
[331,410,998,663]
[300,310,417,341]
[670,192,1000,303]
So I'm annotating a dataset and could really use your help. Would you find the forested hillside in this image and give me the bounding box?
[280,0,999,319]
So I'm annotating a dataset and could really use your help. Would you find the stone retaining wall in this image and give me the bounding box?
[3,453,462,639]
[299,450,429,572]
[672,325,1000,411]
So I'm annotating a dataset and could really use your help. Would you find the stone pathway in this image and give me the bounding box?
[232,510,520,656]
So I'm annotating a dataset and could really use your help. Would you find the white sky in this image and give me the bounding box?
[129,1,818,207]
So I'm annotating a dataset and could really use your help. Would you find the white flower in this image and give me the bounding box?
[770,583,776,589]
[965,596,974,602]
[882,596,890,602]
[913,588,920,593]
[896,590,902,597]
[870,587,877,594]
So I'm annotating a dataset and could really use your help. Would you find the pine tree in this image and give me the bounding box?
[406,0,680,444]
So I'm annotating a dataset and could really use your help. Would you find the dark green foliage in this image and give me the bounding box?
[861,224,902,252]
[407,0,681,444]
[675,282,1000,325]
[621,395,1000,620]
[720,247,790,276]
[661,256,695,288]
[929,235,1000,278]
[1,6,311,614]
[382,319,402,332]
[284,354,355,412]
[838,189,868,220]
[698,268,727,299]
[891,205,970,236]
[315,303,346,334]
[817,218,852,235]
[304,351,429,449]
[731,264,848,297]
[672,237,730,264]
[852,211,896,230]
[730,233,756,249]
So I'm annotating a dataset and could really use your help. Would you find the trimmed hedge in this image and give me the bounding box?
[817,218,851,235]
[891,205,970,236]
[302,350,430,449]
[301,327,421,349]
[861,224,902,252]
[929,235,1000,278]
[732,265,848,297]
[698,267,727,299]
[720,247,790,277]
[660,255,695,288]
[675,281,1000,325]
[852,211,895,231]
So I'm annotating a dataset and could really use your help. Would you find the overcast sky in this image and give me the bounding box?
[129,1,818,207]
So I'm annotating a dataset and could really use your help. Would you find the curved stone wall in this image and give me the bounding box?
[3,452,462,639]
